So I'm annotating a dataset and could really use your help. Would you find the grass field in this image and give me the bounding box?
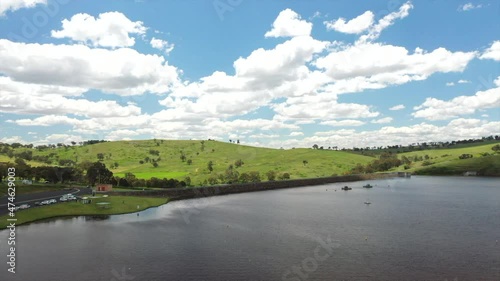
[1,139,499,184]
[1,140,374,184]
[413,155,500,176]
[395,143,500,174]
[0,195,168,229]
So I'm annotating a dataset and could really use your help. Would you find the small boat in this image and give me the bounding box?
[363,184,373,188]
[341,186,352,191]
[364,201,371,205]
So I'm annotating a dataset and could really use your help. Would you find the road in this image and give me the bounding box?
[0,187,92,216]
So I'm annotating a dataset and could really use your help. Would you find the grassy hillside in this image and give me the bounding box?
[394,142,500,175]
[413,155,500,176]
[1,140,374,184]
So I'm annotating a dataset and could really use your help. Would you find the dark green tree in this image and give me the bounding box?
[86,162,113,185]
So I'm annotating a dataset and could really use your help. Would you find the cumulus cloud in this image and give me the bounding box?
[0,78,141,118]
[389,104,405,111]
[150,37,174,54]
[314,43,476,83]
[265,9,312,38]
[289,131,304,137]
[413,79,500,120]
[324,11,374,34]
[0,39,180,96]
[0,0,45,17]
[270,119,500,149]
[480,41,500,61]
[51,12,147,48]
[273,94,379,121]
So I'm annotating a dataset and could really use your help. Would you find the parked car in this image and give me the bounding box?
[34,202,42,206]
[40,200,50,205]
[49,199,57,204]
[19,204,30,210]
[59,197,68,202]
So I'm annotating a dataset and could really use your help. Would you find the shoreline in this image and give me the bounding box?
[105,173,396,200]
[0,173,395,229]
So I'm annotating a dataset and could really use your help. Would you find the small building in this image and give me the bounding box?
[463,171,477,176]
[96,184,113,192]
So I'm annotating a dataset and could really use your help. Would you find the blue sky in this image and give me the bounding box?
[0,0,499,148]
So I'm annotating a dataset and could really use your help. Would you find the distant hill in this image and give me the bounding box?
[393,142,500,176]
[0,140,374,184]
[1,139,498,184]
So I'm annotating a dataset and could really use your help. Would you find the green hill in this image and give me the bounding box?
[395,142,500,176]
[1,140,374,184]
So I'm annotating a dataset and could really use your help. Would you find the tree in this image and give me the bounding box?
[492,144,500,153]
[187,159,192,165]
[278,172,290,180]
[239,172,250,183]
[152,162,159,168]
[266,170,277,181]
[312,144,319,149]
[207,160,214,173]
[248,171,261,183]
[303,160,308,166]
[97,153,104,161]
[234,159,244,168]
[184,176,191,186]
[237,139,240,144]
[86,162,113,185]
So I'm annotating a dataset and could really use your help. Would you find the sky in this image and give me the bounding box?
[0,0,499,149]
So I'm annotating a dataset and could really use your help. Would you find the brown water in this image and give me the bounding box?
[1,176,500,280]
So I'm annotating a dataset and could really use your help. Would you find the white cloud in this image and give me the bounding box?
[358,1,413,43]
[480,41,500,61]
[446,82,455,86]
[389,104,405,111]
[105,129,140,141]
[458,79,471,84]
[150,37,174,54]
[315,43,476,83]
[459,3,483,11]
[265,9,312,38]
[289,132,304,137]
[0,0,45,17]
[371,117,393,124]
[320,120,366,126]
[0,39,180,96]
[51,12,147,48]
[324,11,374,34]
[160,36,328,119]
[0,136,28,144]
[274,119,500,149]
[413,79,500,120]
[273,94,379,121]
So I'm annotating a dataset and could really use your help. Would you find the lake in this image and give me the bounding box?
[1,176,499,280]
